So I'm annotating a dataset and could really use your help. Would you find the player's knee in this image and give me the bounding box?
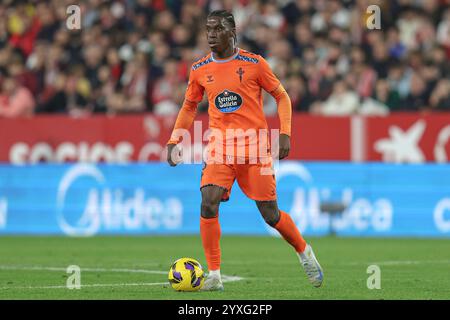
[261,210,280,227]
[201,200,219,219]
[257,202,280,227]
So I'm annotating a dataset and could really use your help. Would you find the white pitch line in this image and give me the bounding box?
[220,275,244,282]
[343,260,450,266]
[0,265,244,290]
[371,260,450,266]
[0,282,169,290]
[0,265,166,274]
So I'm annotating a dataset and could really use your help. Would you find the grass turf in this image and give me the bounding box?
[0,236,449,300]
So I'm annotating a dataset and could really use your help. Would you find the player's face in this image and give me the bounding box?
[205,17,234,54]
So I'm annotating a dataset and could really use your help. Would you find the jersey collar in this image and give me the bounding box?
[211,48,240,63]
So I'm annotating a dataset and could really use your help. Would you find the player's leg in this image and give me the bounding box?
[255,200,323,288]
[199,163,235,291]
[237,161,324,288]
[200,185,224,268]
[200,185,225,291]
[255,200,306,252]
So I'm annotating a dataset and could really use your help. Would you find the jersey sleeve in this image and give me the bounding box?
[257,56,281,93]
[185,68,204,104]
[166,67,204,145]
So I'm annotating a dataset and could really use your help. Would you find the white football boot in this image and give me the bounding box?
[200,270,224,291]
[298,244,324,288]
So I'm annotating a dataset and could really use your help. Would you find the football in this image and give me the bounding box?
[168,257,205,291]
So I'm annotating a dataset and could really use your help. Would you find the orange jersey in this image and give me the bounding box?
[169,48,291,163]
[186,48,280,135]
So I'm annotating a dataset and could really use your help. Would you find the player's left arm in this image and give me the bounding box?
[270,84,291,160]
[257,57,292,160]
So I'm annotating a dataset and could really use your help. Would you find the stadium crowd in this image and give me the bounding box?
[0,0,449,118]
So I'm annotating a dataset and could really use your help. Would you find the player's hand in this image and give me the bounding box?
[279,134,290,160]
[167,143,182,167]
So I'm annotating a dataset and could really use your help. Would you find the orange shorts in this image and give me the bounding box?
[200,160,277,202]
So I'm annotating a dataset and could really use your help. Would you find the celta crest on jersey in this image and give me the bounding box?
[214,90,243,113]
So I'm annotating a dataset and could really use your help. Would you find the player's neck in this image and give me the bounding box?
[212,46,237,60]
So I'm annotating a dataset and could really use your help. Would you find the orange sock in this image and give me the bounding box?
[274,210,307,253]
[200,216,221,271]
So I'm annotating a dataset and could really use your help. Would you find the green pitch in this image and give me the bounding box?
[0,236,449,300]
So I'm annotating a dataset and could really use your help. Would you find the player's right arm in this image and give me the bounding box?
[167,67,205,166]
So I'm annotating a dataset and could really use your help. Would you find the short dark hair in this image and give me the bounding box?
[207,10,237,44]
[207,10,236,29]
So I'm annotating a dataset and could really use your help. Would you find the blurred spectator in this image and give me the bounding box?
[386,27,407,59]
[348,46,377,98]
[430,79,450,111]
[152,58,182,115]
[36,70,90,116]
[286,75,313,112]
[282,0,315,26]
[360,79,391,115]
[0,76,35,117]
[313,79,360,116]
[399,72,428,111]
[437,8,450,49]
[119,53,148,112]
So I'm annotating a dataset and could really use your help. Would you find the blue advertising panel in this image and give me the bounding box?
[0,162,449,237]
